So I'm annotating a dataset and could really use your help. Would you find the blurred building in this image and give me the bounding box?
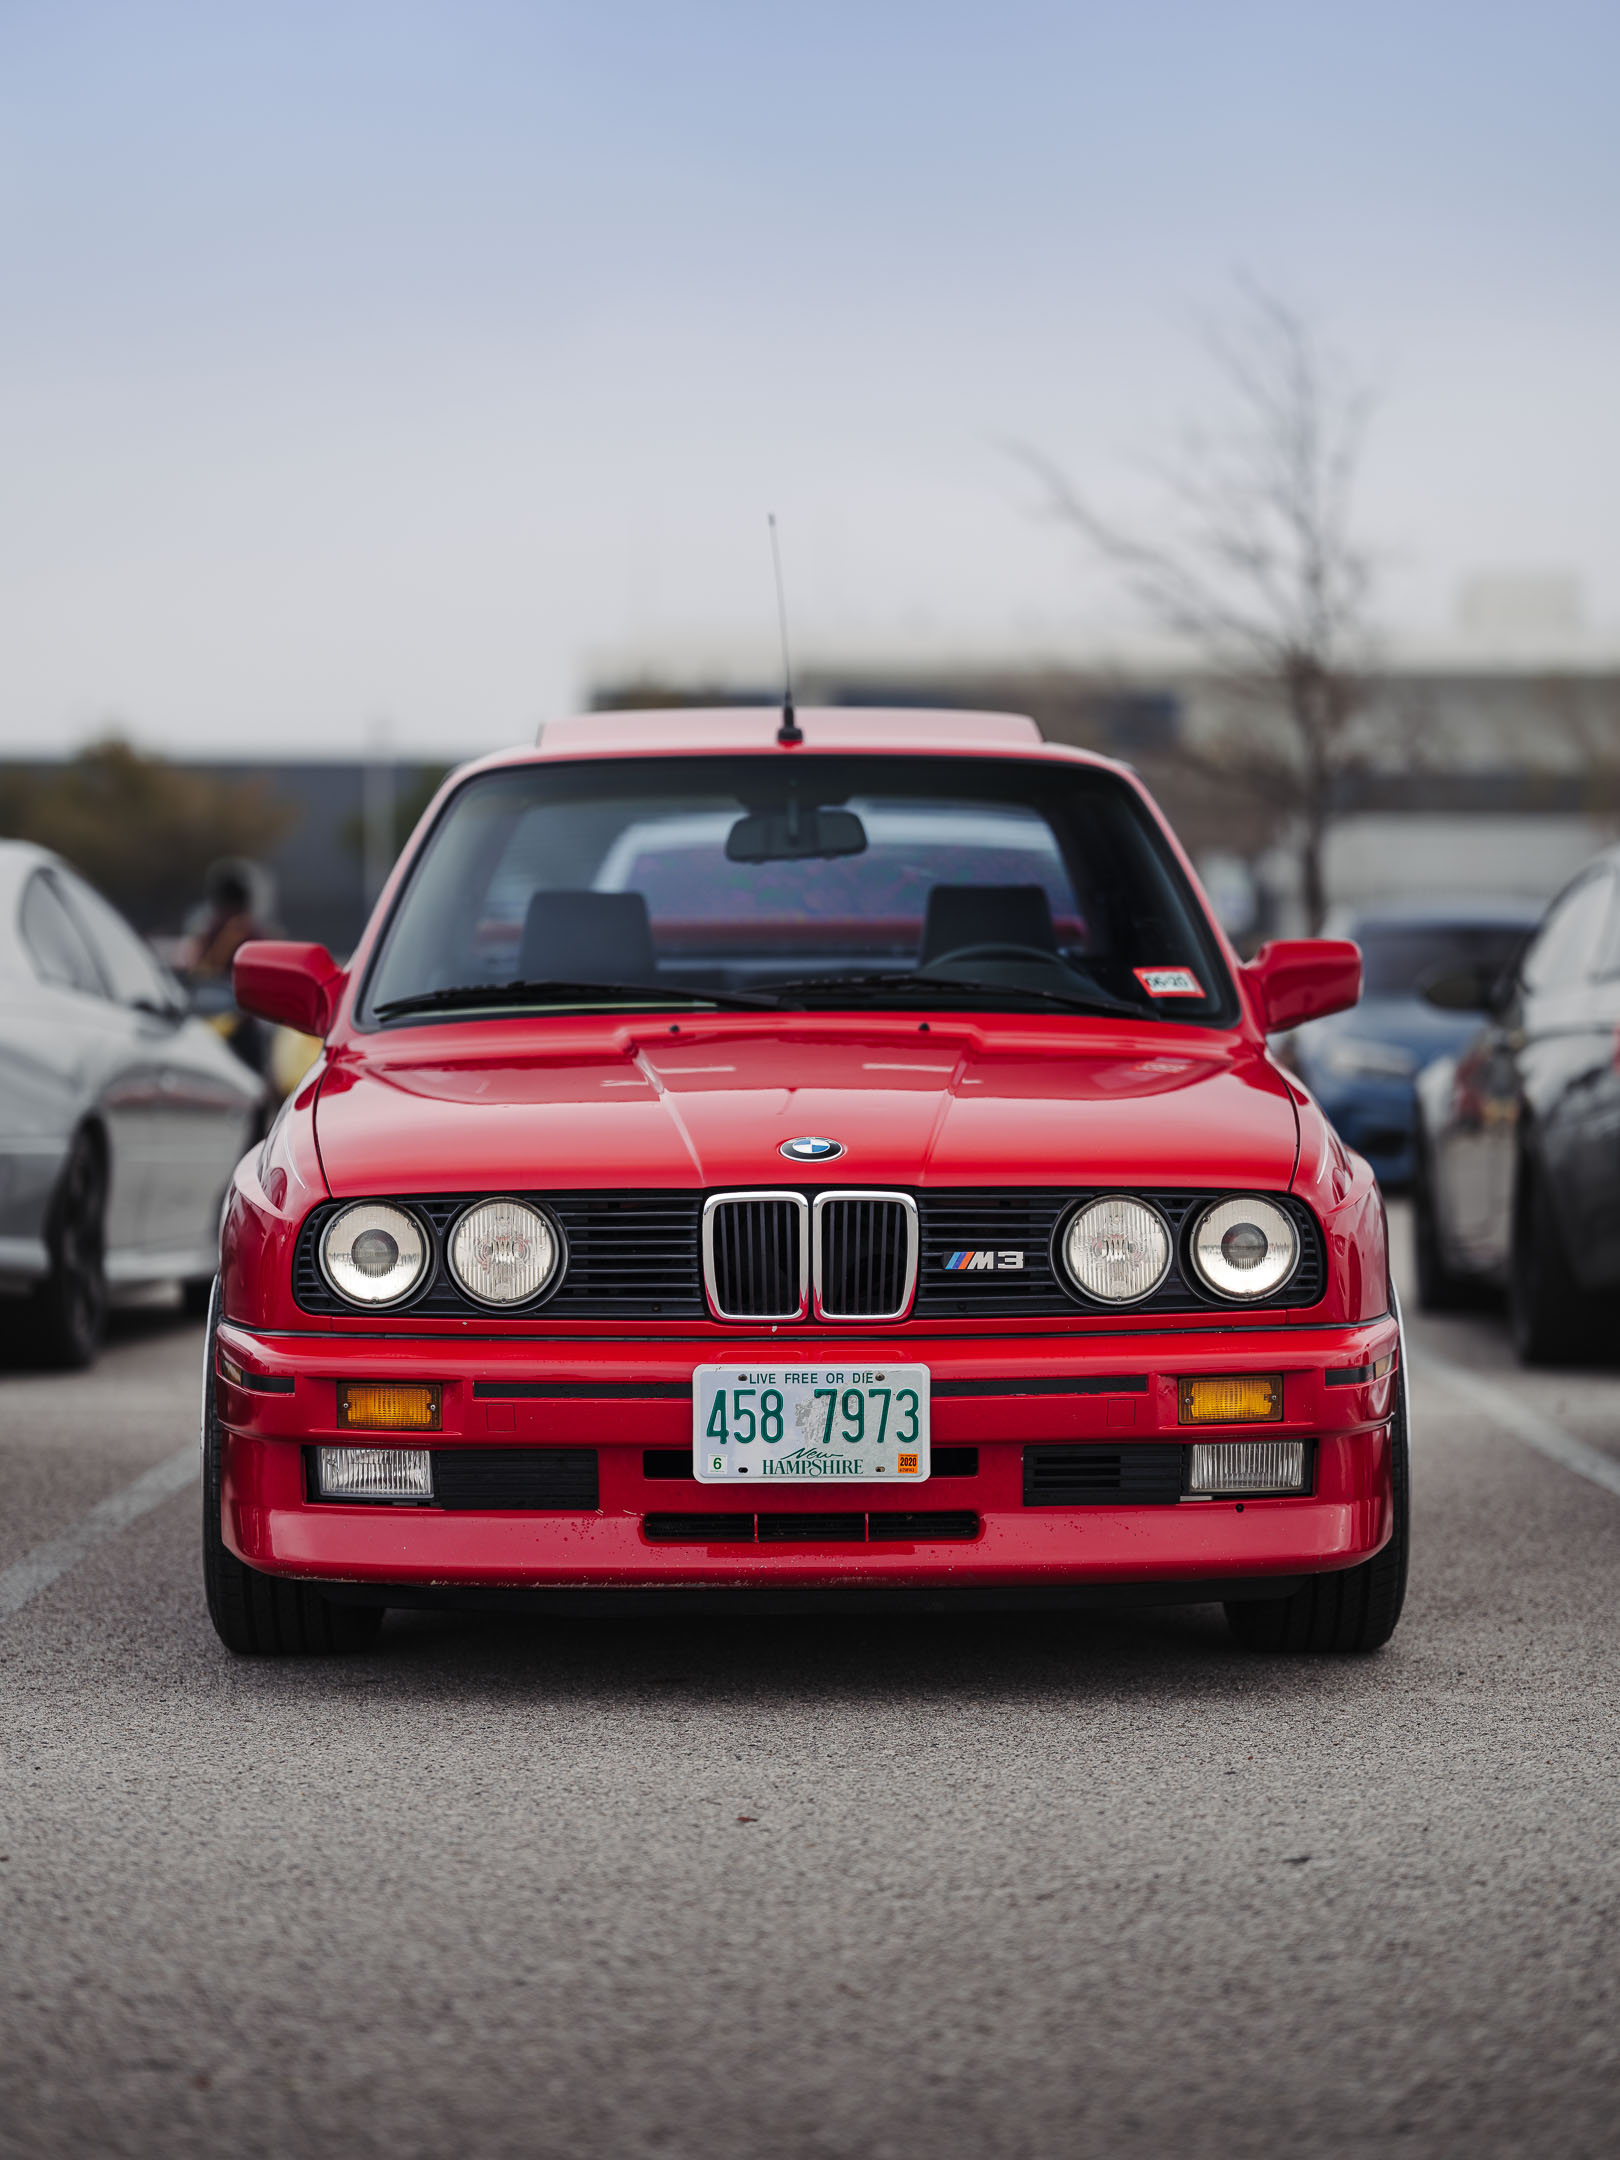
[588,656,1620,940]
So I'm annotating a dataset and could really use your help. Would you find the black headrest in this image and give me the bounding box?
[920,884,1058,965]
[518,890,657,984]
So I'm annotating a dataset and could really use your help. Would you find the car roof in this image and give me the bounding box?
[531,707,1052,760]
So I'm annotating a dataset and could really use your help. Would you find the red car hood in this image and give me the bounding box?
[314,1020,1301,1195]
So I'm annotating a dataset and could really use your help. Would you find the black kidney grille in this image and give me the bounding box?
[1024,1444,1185,1506]
[816,1195,914,1318]
[292,1193,703,1319]
[432,1448,598,1509]
[706,1197,804,1318]
[915,1191,1324,1317]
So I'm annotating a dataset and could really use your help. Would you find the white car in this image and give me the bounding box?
[0,841,264,1366]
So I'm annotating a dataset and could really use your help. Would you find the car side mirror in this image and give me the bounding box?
[1418,963,1504,1015]
[1242,938,1362,1033]
[233,941,347,1036]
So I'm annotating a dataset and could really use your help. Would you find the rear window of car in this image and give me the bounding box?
[360,752,1238,1027]
[1355,923,1533,998]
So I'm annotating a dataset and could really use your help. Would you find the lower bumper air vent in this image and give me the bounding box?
[757,1512,866,1542]
[433,1448,599,1510]
[868,1511,980,1541]
[642,1510,983,1544]
[1023,1444,1184,1506]
[644,1512,755,1543]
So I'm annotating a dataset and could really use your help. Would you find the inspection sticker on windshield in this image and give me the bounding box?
[693,1365,930,1482]
[1134,966,1205,998]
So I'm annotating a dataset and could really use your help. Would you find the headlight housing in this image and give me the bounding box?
[1189,1196,1299,1301]
[319,1202,429,1308]
[448,1197,563,1307]
[1060,1196,1172,1304]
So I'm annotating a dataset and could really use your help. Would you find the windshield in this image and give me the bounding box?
[359,754,1237,1026]
[1355,922,1533,999]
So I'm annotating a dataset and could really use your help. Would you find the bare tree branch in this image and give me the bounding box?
[1009,284,1382,931]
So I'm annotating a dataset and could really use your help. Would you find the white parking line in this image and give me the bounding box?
[0,1446,196,1619]
[1418,1351,1620,1503]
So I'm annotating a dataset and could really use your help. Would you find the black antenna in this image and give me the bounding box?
[768,514,803,745]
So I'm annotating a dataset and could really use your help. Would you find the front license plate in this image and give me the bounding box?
[693,1365,930,1483]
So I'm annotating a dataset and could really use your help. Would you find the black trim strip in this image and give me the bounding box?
[473,1381,691,1399]
[1325,1353,1394,1387]
[219,1362,295,1394]
[482,1377,1147,1400]
[231,1318,1385,1342]
[935,1375,1149,1397]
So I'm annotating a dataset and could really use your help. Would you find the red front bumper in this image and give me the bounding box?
[214,1319,1399,1596]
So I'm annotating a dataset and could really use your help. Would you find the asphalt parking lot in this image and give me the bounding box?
[2,1206,1617,2160]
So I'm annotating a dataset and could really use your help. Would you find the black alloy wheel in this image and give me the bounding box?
[1411,1134,1473,1313]
[1224,1295,1410,1654]
[33,1129,109,1369]
[1508,1156,1601,1366]
[201,1282,385,1655]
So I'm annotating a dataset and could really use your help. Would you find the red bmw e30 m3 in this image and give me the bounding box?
[205,706,1405,1655]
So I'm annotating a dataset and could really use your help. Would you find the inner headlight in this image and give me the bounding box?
[320,1202,429,1307]
[1060,1196,1172,1304]
[1190,1196,1299,1301]
[448,1197,562,1306]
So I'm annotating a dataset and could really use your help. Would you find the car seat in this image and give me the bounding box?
[919,884,1059,965]
[519,890,658,984]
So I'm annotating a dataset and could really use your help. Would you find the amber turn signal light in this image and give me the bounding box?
[1178,1374,1282,1425]
[336,1381,442,1432]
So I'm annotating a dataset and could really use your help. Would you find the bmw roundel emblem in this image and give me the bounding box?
[779,1135,844,1163]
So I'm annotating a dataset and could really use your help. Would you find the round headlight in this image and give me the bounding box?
[1060,1197,1172,1304]
[320,1202,429,1307]
[1190,1196,1299,1300]
[448,1198,562,1307]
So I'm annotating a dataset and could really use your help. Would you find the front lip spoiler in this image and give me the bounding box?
[319,1576,1305,1618]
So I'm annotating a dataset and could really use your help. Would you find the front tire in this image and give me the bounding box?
[1225,1305,1410,1654]
[201,1285,384,1655]
[33,1129,109,1369]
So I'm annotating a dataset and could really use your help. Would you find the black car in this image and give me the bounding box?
[1288,901,1539,1187]
[1412,850,1620,1361]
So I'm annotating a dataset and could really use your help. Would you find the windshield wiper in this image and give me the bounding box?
[765,971,1150,1018]
[373,978,783,1021]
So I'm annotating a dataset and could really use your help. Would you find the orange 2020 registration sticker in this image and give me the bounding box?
[1133,966,1205,999]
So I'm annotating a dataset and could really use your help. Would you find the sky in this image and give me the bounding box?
[3,0,1618,761]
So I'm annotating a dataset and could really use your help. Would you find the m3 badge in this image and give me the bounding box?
[943,1250,1026,1272]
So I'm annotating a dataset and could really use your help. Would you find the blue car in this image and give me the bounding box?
[1287,901,1540,1186]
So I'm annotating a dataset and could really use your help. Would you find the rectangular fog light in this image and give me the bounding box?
[1186,1440,1307,1496]
[1179,1374,1282,1425]
[316,1446,435,1501]
[336,1381,441,1432]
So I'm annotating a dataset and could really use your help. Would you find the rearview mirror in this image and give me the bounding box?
[1242,939,1362,1033]
[233,941,347,1036]
[726,806,867,863]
